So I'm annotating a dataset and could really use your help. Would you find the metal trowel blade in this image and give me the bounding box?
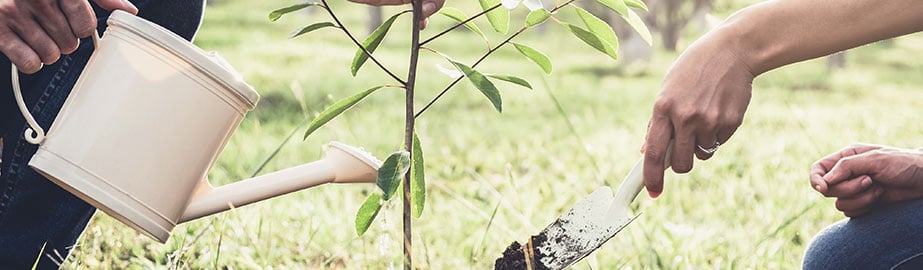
[531,187,639,270]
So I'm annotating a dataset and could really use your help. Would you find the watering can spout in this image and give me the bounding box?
[178,141,381,223]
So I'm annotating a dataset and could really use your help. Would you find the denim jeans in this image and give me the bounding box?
[0,1,203,268]
[803,199,923,269]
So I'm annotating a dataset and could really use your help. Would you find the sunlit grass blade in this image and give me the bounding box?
[594,0,628,16]
[378,151,411,200]
[31,242,47,270]
[351,11,407,76]
[289,22,336,38]
[355,193,383,236]
[525,9,551,27]
[479,0,509,34]
[471,201,502,261]
[250,122,305,178]
[303,85,385,140]
[438,8,488,43]
[512,43,552,74]
[269,3,319,22]
[449,60,503,112]
[487,74,532,90]
[574,6,620,52]
[411,133,426,218]
[560,22,618,60]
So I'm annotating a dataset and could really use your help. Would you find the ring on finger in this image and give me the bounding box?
[697,141,720,154]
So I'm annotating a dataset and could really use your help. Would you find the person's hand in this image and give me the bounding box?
[0,0,138,74]
[346,0,444,29]
[811,143,923,217]
[640,30,756,198]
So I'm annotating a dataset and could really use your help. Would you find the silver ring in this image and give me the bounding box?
[697,142,720,154]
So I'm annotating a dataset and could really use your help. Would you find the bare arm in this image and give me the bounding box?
[641,0,923,198]
[731,0,923,75]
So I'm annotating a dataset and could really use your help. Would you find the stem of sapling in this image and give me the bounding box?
[402,0,423,268]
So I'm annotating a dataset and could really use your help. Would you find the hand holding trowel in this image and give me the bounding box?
[495,141,673,270]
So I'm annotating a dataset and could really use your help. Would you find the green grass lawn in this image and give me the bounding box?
[63,0,923,268]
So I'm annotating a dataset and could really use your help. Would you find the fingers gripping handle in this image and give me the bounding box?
[10,31,101,144]
[612,140,675,208]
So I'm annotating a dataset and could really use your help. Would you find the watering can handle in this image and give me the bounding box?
[11,31,101,144]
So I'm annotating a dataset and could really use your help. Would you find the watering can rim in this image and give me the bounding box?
[108,9,259,109]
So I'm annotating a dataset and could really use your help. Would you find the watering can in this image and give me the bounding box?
[9,10,381,243]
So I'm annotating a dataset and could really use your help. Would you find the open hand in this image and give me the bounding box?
[0,0,138,74]
[347,0,444,28]
[811,143,923,217]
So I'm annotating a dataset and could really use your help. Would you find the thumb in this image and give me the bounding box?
[421,0,444,19]
[823,153,874,185]
[93,0,139,15]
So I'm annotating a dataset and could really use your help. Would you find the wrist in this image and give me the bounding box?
[712,2,783,76]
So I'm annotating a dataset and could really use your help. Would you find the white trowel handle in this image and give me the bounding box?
[612,140,674,208]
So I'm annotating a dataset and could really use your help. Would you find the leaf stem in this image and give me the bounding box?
[320,0,407,85]
[403,0,423,268]
[419,3,501,46]
[414,0,578,118]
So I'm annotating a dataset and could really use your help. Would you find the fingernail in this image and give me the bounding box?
[813,184,822,191]
[860,176,872,187]
[122,0,139,14]
[648,191,660,199]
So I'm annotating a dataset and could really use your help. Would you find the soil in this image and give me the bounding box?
[494,232,551,270]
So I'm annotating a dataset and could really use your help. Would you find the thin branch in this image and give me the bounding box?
[414,27,525,118]
[320,1,407,85]
[419,3,501,46]
[414,0,578,118]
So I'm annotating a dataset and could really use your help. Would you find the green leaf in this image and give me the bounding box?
[439,8,487,41]
[512,43,552,74]
[411,133,426,218]
[289,22,336,38]
[269,3,318,22]
[625,0,648,11]
[561,23,618,60]
[449,60,503,112]
[377,151,411,200]
[355,193,382,236]
[574,6,620,52]
[624,8,652,46]
[594,0,628,16]
[479,0,509,34]
[525,9,551,27]
[487,75,532,90]
[304,86,384,140]
[351,11,406,76]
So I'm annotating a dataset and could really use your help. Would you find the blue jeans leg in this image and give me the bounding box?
[0,1,203,268]
[803,199,923,270]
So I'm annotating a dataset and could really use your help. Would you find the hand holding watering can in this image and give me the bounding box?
[10,10,381,242]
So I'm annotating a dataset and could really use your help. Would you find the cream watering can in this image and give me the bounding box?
[10,10,381,242]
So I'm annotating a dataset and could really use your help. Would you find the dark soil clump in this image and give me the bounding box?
[494,232,551,270]
[494,241,526,270]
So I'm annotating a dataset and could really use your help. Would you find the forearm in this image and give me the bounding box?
[718,0,923,75]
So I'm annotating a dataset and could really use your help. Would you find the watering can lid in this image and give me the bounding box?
[108,10,259,109]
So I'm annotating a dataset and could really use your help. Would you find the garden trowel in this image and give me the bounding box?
[524,143,673,269]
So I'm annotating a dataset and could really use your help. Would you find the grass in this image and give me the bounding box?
[60,0,923,268]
